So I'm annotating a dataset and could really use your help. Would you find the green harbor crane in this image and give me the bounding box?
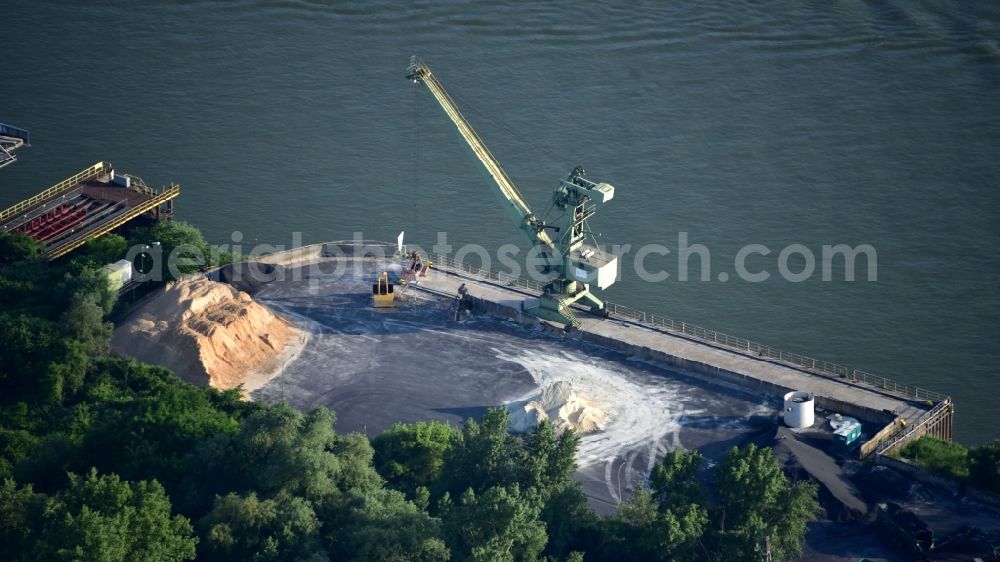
[407,57,619,327]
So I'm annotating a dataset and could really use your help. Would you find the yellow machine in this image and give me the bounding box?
[372,271,395,308]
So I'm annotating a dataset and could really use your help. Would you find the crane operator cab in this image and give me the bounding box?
[566,167,615,204]
[554,168,618,292]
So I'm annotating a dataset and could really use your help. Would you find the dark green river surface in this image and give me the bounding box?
[3,1,998,443]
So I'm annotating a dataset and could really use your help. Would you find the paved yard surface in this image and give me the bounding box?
[251,260,774,512]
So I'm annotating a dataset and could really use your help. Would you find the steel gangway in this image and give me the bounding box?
[0,123,30,170]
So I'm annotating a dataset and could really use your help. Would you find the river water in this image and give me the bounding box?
[3,1,998,443]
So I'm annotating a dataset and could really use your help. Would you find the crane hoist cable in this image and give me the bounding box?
[447,86,568,178]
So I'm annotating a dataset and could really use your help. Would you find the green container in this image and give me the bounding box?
[101,259,133,292]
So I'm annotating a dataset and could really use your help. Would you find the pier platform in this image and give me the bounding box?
[412,256,952,458]
[195,238,958,465]
[246,241,952,459]
[0,162,179,259]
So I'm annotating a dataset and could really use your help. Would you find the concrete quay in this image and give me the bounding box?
[248,241,952,458]
[404,259,951,458]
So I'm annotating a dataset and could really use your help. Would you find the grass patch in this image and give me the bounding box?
[899,436,969,480]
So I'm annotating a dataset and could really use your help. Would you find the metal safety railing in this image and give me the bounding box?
[427,252,548,293]
[0,123,30,143]
[874,399,954,456]
[0,162,110,223]
[424,251,950,404]
[601,301,948,402]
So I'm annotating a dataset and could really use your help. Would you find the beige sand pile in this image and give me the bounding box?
[111,276,304,392]
[508,381,609,434]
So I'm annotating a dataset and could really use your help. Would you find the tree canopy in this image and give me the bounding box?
[373,420,460,499]
[1,470,197,562]
[0,222,823,561]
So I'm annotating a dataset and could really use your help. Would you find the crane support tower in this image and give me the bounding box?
[407,57,619,327]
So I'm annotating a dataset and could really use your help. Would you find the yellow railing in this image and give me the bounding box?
[0,162,110,223]
[45,184,180,260]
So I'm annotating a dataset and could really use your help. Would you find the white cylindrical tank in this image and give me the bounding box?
[783,391,815,428]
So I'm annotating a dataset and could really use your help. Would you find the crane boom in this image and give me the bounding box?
[406,60,554,249]
[407,57,620,328]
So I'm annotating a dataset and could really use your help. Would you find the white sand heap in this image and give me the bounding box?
[111,276,304,393]
[508,381,609,434]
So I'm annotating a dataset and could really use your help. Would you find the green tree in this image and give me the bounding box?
[85,234,128,264]
[539,483,595,560]
[0,309,107,406]
[605,448,712,561]
[29,469,196,562]
[27,290,113,405]
[650,449,707,510]
[179,404,383,517]
[600,486,707,562]
[0,313,61,402]
[331,488,449,562]
[186,405,457,561]
[519,420,579,502]
[0,263,116,406]
[0,479,41,561]
[70,234,129,271]
[229,405,381,499]
[435,410,585,560]
[710,445,818,562]
[968,440,1000,493]
[443,484,547,562]
[768,475,820,560]
[41,340,89,405]
[75,360,242,496]
[0,429,36,480]
[438,410,579,507]
[60,293,112,356]
[373,421,460,497]
[58,267,117,316]
[439,409,518,499]
[130,221,209,281]
[199,492,327,562]
[0,232,39,263]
